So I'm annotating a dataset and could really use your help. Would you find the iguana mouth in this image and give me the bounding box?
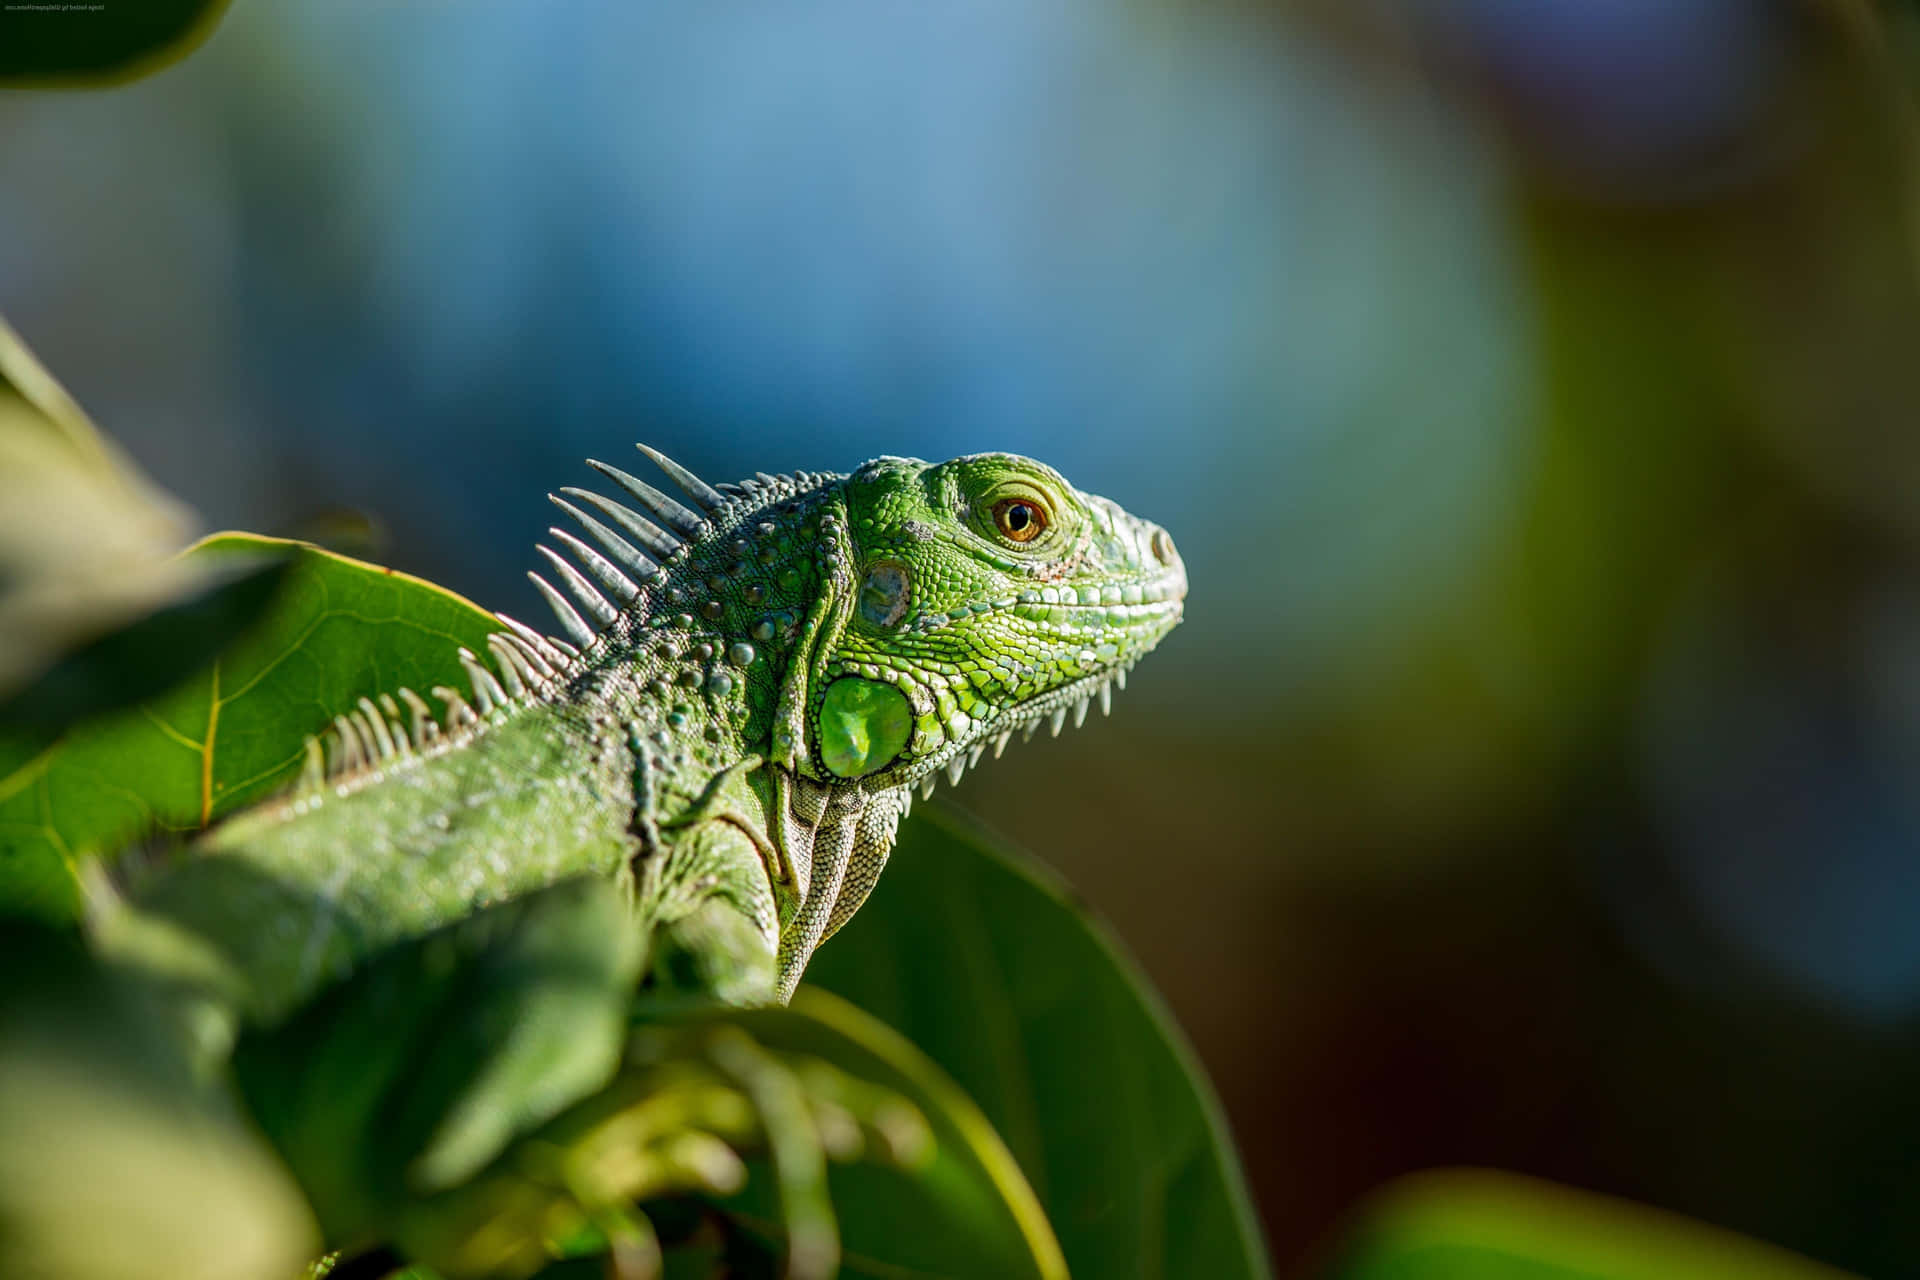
[903,590,1184,636]
[902,593,1184,801]
[901,652,1166,801]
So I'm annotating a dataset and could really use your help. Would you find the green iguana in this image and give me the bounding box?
[96,448,1186,1038]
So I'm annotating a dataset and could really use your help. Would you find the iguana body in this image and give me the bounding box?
[98,450,1186,1028]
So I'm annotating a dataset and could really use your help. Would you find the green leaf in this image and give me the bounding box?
[0,1,231,84]
[709,990,1070,1280]
[233,877,647,1251]
[0,534,505,923]
[1325,1169,1855,1280]
[0,916,318,1280]
[0,552,291,737]
[804,806,1273,1280]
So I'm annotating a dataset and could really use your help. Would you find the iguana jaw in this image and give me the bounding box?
[890,590,1185,799]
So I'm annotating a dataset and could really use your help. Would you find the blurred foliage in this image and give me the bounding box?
[0,318,198,703]
[0,553,289,738]
[0,1,230,84]
[0,916,317,1280]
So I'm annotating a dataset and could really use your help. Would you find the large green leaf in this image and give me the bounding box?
[0,533,504,923]
[0,917,317,1280]
[0,315,293,823]
[0,2,230,83]
[711,990,1069,1280]
[0,552,292,738]
[1326,1169,1855,1280]
[804,806,1272,1280]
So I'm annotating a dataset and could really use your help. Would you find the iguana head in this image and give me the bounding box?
[532,446,1182,799]
[813,452,1186,794]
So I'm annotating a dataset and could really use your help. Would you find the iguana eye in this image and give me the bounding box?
[992,497,1047,544]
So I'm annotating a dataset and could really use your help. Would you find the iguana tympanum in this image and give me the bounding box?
[97,448,1186,1036]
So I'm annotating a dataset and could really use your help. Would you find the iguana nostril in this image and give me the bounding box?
[1150,527,1177,567]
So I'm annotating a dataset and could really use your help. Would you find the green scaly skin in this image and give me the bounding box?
[97,451,1186,1027]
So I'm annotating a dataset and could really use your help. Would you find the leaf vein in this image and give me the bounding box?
[139,706,203,754]
[200,660,220,826]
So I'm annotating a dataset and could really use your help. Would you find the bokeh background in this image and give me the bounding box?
[6,0,1920,1272]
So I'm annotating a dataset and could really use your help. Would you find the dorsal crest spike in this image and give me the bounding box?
[492,613,571,671]
[547,527,641,603]
[527,571,596,647]
[485,636,530,699]
[309,634,536,790]
[548,494,658,580]
[635,442,728,513]
[502,632,555,679]
[583,459,705,539]
[457,648,505,716]
[299,736,325,792]
[536,545,620,627]
[330,715,361,773]
[432,685,477,731]
[396,687,437,748]
[356,697,398,759]
[562,484,680,560]
[349,711,382,765]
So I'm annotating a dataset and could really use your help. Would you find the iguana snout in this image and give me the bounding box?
[825,452,1186,797]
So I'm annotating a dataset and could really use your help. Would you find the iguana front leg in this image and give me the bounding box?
[637,750,782,1004]
[643,761,889,1005]
[644,818,780,1004]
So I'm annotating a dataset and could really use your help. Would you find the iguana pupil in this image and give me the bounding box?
[993,497,1045,542]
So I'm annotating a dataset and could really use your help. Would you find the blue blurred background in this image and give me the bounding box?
[8,0,1920,1272]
